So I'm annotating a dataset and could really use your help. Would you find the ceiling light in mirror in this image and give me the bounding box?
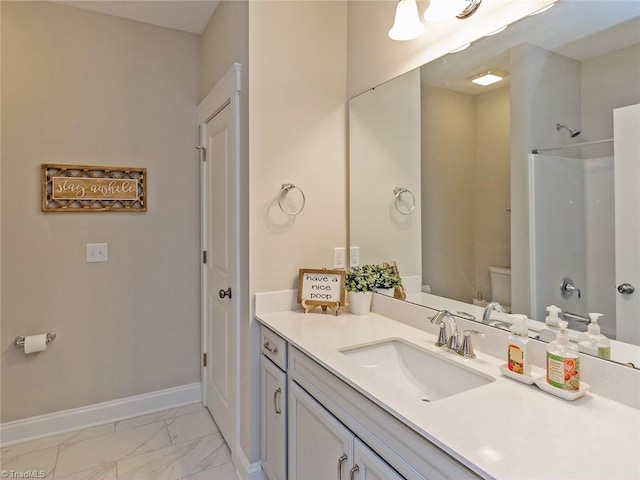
[470,71,505,86]
[449,42,471,53]
[424,0,482,21]
[528,2,557,17]
[485,25,508,36]
[389,0,425,41]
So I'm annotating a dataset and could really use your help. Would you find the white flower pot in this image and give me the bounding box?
[349,291,373,315]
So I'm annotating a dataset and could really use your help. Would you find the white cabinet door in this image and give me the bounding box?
[289,381,405,480]
[289,382,353,480]
[352,439,404,480]
[261,356,287,480]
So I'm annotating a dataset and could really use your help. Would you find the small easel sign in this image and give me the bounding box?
[297,268,346,315]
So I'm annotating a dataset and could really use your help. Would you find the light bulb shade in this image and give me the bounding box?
[424,0,468,21]
[388,0,425,41]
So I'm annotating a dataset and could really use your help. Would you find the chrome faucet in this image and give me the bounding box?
[482,301,505,323]
[430,310,459,352]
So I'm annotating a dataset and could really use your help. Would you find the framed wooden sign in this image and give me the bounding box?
[297,268,346,315]
[41,164,146,212]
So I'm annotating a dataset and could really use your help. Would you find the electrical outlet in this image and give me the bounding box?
[86,243,108,263]
[350,246,360,267]
[333,247,346,269]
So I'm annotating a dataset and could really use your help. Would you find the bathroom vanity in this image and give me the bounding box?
[256,291,640,480]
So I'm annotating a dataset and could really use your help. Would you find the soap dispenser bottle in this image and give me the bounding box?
[546,320,580,390]
[545,305,562,327]
[539,305,562,343]
[578,313,611,360]
[507,314,531,376]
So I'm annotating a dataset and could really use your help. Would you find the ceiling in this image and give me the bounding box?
[53,1,220,34]
[420,1,640,96]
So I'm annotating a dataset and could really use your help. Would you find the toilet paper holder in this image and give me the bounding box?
[14,332,57,348]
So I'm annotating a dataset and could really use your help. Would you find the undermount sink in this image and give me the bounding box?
[340,338,494,402]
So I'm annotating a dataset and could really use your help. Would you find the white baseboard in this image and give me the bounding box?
[235,446,267,480]
[0,382,201,446]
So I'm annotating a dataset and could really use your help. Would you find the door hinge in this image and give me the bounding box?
[196,146,206,161]
[203,251,207,264]
[203,353,207,367]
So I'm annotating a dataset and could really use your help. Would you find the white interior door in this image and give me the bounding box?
[202,101,236,449]
[198,63,241,465]
[202,103,235,448]
[614,104,640,344]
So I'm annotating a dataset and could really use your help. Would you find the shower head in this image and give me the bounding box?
[556,123,581,138]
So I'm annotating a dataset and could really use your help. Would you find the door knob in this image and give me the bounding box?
[617,283,635,295]
[218,288,232,299]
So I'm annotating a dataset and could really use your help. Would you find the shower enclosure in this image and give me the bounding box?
[528,151,615,335]
[528,104,640,344]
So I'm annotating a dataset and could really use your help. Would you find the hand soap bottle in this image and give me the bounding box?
[546,320,580,390]
[539,305,562,342]
[507,314,531,376]
[578,313,611,360]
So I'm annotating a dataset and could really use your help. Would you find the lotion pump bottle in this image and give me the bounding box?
[546,321,580,390]
[507,314,531,376]
[578,313,611,359]
[539,305,563,342]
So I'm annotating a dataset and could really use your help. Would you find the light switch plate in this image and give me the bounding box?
[86,243,108,263]
[350,246,360,267]
[333,247,346,269]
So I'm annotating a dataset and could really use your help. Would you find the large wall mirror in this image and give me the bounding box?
[349,1,640,367]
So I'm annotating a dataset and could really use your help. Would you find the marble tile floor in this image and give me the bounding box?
[0,403,239,480]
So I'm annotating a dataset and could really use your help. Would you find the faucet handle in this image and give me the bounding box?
[436,323,448,347]
[458,330,485,358]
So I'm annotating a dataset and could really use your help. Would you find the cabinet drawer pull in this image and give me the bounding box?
[337,454,347,480]
[263,341,278,355]
[349,465,359,480]
[274,387,282,415]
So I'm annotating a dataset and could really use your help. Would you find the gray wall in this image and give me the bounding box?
[199,0,348,465]
[1,1,201,422]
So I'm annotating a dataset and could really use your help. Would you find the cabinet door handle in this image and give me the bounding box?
[337,454,347,480]
[349,465,359,480]
[263,341,278,355]
[273,387,282,415]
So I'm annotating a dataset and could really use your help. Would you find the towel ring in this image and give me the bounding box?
[393,187,415,215]
[278,183,306,216]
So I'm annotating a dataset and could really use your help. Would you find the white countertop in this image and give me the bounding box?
[256,308,640,480]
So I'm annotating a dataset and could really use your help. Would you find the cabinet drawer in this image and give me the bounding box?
[262,326,287,370]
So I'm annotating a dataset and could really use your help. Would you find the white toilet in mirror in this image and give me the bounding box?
[488,266,511,313]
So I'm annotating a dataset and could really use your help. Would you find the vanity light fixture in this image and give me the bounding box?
[470,71,505,86]
[388,0,425,41]
[528,2,557,17]
[449,42,471,53]
[424,0,483,22]
[485,25,507,36]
